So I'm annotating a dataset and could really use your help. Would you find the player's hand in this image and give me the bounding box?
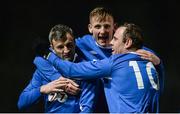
[40,78,68,94]
[59,77,81,95]
[136,49,160,65]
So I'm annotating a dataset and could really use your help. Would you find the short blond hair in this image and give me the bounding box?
[89,7,114,23]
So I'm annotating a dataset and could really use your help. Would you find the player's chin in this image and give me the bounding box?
[111,49,116,54]
[63,57,72,61]
[98,41,108,47]
[100,43,107,47]
[112,51,115,55]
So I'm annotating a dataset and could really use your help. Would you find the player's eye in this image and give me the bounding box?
[94,25,101,29]
[104,24,110,29]
[57,45,64,49]
[66,43,74,49]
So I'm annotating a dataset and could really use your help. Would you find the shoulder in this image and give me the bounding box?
[142,46,157,55]
[110,53,142,62]
[75,35,97,51]
[75,34,94,44]
[34,56,51,67]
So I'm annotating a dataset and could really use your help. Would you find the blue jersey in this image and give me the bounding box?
[36,52,159,112]
[18,56,97,113]
[76,35,164,92]
[76,35,164,111]
[142,46,165,94]
[76,34,112,112]
[76,35,112,60]
[76,35,165,92]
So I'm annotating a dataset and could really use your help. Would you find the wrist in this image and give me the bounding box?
[40,85,46,94]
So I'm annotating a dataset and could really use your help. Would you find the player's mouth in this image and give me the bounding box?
[98,36,109,44]
[112,48,114,53]
[63,54,70,58]
[98,36,109,40]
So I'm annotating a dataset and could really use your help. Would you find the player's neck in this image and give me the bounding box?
[126,48,137,53]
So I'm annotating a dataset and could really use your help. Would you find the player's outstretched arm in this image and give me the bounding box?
[34,53,112,79]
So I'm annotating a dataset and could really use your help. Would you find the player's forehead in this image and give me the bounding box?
[52,33,74,43]
[52,39,74,47]
[65,33,74,41]
[114,27,126,38]
[90,15,114,24]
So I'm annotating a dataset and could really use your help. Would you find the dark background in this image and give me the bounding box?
[0,0,179,112]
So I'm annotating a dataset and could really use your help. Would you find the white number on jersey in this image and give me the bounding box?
[129,61,159,90]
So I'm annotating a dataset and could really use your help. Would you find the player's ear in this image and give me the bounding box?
[88,24,93,33]
[125,38,132,49]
